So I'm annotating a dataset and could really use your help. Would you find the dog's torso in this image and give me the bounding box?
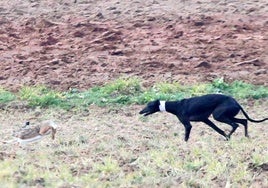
[173,94,239,121]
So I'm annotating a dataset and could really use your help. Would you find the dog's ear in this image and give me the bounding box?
[139,100,160,116]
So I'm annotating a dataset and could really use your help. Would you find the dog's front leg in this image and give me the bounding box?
[178,118,192,141]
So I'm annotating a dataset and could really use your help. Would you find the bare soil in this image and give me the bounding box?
[0,0,267,91]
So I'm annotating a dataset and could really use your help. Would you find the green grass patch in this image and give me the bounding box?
[211,78,268,99]
[1,77,267,109]
[19,86,67,108]
[0,88,16,103]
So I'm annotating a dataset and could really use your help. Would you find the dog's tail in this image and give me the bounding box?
[240,106,268,123]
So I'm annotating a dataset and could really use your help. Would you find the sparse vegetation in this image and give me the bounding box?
[0,103,267,187]
[0,77,267,109]
[0,78,267,187]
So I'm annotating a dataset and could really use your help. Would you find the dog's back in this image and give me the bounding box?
[180,94,235,114]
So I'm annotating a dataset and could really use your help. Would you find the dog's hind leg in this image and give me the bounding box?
[202,119,229,140]
[213,116,240,138]
[226,121,239,138]
[233,118,248,137]
[212,105,242,138]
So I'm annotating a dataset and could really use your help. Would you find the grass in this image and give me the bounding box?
[0,104,267,187]
[0,77,267,187]
[0,77,267,110]
[19,86,65,108]
[0,87,16,104]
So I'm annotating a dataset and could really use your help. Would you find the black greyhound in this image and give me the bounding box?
[139,94,268,141]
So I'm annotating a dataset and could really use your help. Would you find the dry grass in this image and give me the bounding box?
[0,101,267,187]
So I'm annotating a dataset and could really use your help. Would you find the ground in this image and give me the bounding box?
[0,0,267,91]
[0,103,268,187]
[0,0,268,187]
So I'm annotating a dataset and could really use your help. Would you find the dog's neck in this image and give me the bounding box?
[160,101,180,115]
[159,101,166,112]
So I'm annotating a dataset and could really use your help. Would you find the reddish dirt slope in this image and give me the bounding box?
[0,0,267,91]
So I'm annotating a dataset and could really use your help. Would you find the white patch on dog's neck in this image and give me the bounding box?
[159,101,166,112]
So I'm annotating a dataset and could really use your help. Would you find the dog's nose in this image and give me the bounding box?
[139,108,146,114]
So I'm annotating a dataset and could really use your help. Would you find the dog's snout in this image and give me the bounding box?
[139,108,146,114]
[139,106,150,115]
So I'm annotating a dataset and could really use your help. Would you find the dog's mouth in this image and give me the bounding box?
[139,108,152,116]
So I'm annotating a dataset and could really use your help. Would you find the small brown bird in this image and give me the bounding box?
[9,120,58,144]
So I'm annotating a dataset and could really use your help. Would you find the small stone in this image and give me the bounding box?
[195,61,211,68]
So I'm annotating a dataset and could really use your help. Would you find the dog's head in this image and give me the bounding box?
[139,100,161,116]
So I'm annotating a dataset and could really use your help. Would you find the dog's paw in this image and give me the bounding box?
[225,135,230,141]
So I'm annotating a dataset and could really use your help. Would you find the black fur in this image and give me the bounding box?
[139,94,268,141]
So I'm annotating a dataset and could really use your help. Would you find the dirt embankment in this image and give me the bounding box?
[0,0,267,91]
